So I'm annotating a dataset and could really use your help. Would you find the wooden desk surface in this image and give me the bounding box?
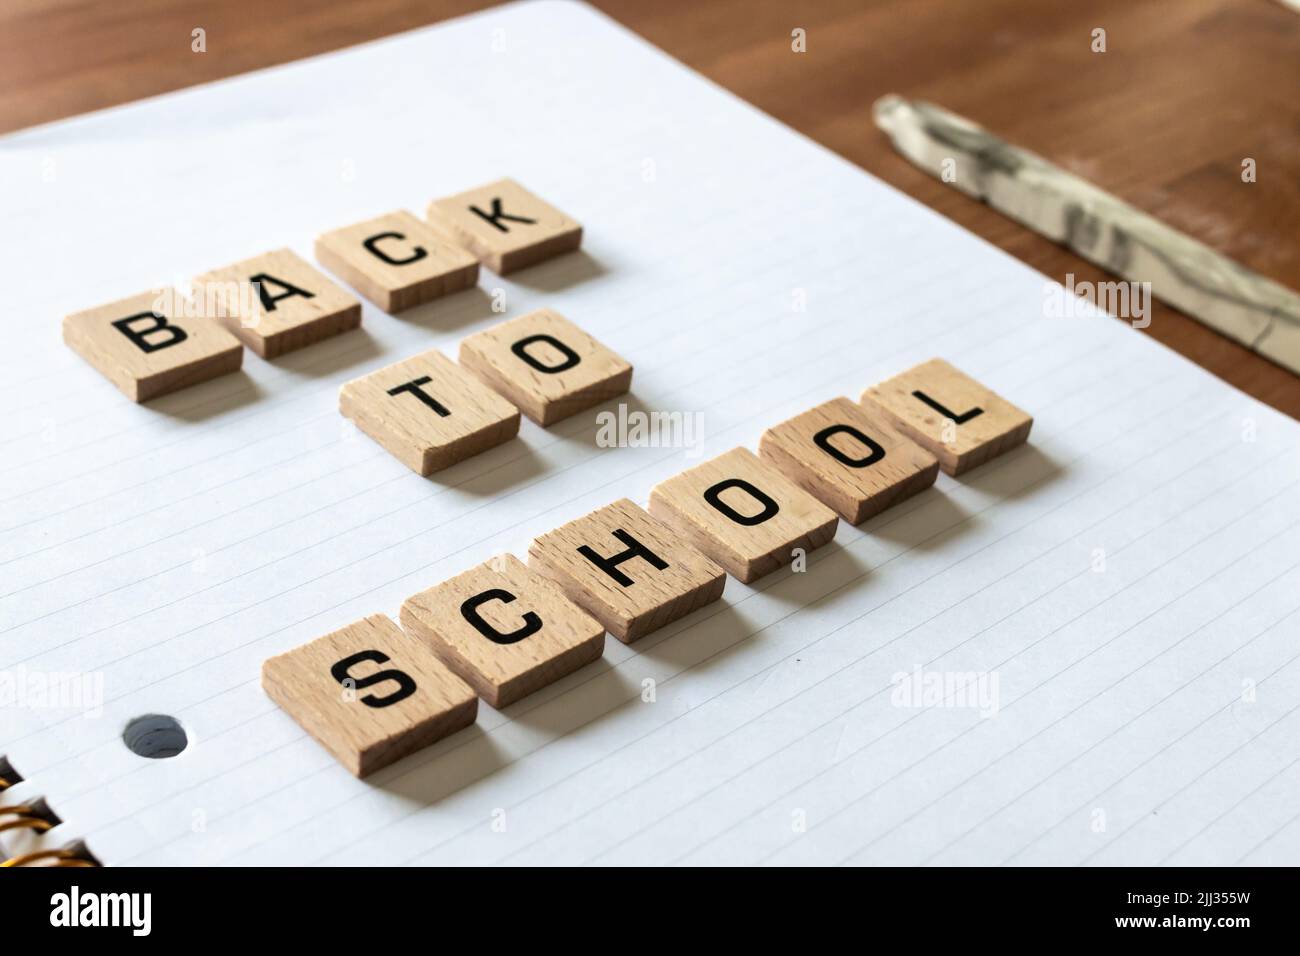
[4,0,1296,416]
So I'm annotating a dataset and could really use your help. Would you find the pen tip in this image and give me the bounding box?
[872,94,906,134]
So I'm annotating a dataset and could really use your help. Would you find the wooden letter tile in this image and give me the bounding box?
[759,397,939,524]
[262,613,477,777]
[528,498,725,643]
[62,289,243,402]
[458,309,632,426]
[339,349,520,475]
[649,447,838,583]
[314,210,479,313]
[400,554,605,708]
[861,358,1033,475]
[192,247,361,358]
[427,178,582,275]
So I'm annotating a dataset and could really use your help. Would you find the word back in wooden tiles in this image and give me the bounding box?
[62,289,243,402]
[427,178,582,275]
[192,248,361,358]
[315,210,479,312]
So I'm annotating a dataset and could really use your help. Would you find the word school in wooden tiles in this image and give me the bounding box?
[60,177,1032,778]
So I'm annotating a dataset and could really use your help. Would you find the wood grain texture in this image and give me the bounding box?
[528,497,726,642]
[315,209,480,313]
[458,309,633,426]
[6,0,1298,417]
[261,613,478,777]
[62,288,243,402]
[649,447,838,583]
[339,348,521,475]
[427,177,583,275]
[192,247,362,358]
[862,358,1034,476]
[759,396,939,523]
[400,554,606,708]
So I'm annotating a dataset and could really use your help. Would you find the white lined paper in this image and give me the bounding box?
[2,0,1298,866]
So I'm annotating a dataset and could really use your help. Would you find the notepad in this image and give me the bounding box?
[3,0,1300,867]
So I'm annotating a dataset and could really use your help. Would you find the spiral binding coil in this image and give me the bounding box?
[0,758,99,867]
[2,848,97,868]
[0,804,54,837]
